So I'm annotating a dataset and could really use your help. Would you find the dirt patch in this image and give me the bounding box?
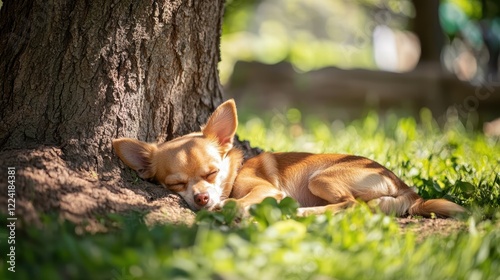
[0,147,196,232]
[397,217,468,241]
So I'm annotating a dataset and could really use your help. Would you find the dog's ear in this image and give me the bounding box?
[202,99,238,154]
[112,138,157,179]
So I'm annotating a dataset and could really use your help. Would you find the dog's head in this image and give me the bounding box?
[112,100,241,210]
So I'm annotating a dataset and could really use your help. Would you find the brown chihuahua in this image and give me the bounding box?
[113,100,465,217]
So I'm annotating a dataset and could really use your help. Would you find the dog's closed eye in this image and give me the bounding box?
[167,183,187,192]
[204,169,219,182]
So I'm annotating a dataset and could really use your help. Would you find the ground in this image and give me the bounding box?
[397,217,467,241]
[0,147,196,232]
[0,146,466,237]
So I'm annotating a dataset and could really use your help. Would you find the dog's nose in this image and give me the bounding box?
[194,193,209,206]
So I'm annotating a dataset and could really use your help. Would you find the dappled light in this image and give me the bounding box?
[440,0,500,82]
[4,108,499,278]
[221,0,500,84]
[373,25,420,72]
[221,0,417,83]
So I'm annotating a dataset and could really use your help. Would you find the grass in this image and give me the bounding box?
[1,108,499,279]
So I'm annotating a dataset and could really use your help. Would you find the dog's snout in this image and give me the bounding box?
[194,193,210,206]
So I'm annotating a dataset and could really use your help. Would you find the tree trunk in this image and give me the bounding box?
[410,0,447,117]
[1,0,225,171]
[0,0,240,230]
[411,0,443,65]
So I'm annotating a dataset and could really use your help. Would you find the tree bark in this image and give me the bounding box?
[0,0,239,229]
[1,0,225,172]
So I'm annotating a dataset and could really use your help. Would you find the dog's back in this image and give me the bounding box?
[232,152,465,217]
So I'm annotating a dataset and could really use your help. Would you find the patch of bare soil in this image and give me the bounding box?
[0,147,195,232]
[397,217,468,241]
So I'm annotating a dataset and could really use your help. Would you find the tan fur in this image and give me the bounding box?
[113,99,466,218]
[231,152,465,217]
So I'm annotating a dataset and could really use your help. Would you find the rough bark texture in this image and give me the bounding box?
[0,0,245,230]
[1,0,225,172]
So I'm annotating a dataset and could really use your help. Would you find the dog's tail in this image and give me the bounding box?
[408,197,466,218]
[373,188,466,218]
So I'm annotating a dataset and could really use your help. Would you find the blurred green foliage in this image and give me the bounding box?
[222,0,499,83]
[1,203,499,279]
[440,0,500,49]
[1,110,499,279]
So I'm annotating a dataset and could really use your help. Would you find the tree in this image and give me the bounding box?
[0,0,256,230]
[411,0,442,65]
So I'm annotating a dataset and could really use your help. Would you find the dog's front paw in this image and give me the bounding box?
[209,198,237,212]
[207,203,223,212]
[209,199,254,220]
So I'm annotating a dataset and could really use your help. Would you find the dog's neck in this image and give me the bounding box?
[220,147,244,200]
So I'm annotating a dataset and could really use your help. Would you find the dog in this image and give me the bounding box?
[113,99,465,217]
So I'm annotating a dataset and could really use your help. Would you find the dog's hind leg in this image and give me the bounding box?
[297,200,356,216]
[297,167,359,216]
[366,189,420,216]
